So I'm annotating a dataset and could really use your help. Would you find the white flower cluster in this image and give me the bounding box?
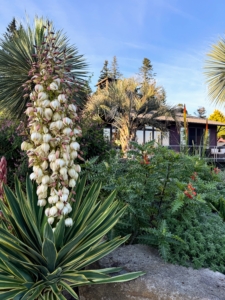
[21,44,82,227]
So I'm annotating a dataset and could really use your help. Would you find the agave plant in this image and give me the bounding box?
[0,175,144,299]
[0,17,88,118]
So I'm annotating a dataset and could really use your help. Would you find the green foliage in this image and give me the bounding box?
[98,60,110,82]
[138,57,154,83]
[109,56,122,79]
[0,119,29,190]
[82,141,225,271]
[3,18,23,41]
[78,120,111,162]
[0,176,144,299]
[205,36,225,106]
[167,210,225,273]
[208,109,225,137]
[0,17,88,118]
[138,220,184,260]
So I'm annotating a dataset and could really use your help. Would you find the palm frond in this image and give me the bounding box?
[204,36,225,106]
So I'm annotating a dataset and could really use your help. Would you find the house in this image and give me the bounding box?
[104,112,225,158]
[95,77,117,90]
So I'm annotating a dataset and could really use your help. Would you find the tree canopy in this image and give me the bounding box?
[84,77,177,153]
[194,107,207,118]
[209,109,225,137]
[139,58,154,83]
[98,60,110,82]
[109,56,122,79]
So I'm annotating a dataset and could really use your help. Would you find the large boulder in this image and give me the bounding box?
[79,244,225,300]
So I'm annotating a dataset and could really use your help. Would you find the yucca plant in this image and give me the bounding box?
[0,175,144,299]
[0,17,88,118]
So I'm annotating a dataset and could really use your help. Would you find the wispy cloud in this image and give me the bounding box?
[154,0,196,20]
[153,48,213,115]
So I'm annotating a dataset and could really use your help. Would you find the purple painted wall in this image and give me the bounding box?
[168,124,218,149]
[209,126,217,146]
[169,125,180,151]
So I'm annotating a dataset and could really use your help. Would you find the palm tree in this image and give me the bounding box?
[84,77,178,153]
[205,36,225,106]
[0,17,88,118]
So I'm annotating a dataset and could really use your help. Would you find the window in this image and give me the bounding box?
[136,126,163,145]
[180,127,210,147]
[145,130,153,143]
[162,132,170,146]
[180,127,187,145]
[136,130,144,144]
[103,128,110,142]
[154,129,161,145]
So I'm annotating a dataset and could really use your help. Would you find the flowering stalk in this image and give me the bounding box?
[183,104,188,146]
[21,25,82,227]
[203,118,209,154]
[0,156,7,199]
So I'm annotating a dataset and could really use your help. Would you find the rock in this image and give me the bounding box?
[79,244,225,300]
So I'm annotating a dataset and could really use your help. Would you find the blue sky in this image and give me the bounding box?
[0,0,225,116]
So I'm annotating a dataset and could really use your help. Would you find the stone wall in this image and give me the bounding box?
[79,244,225,300]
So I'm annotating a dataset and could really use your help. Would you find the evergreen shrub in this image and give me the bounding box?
[82,141,225,272]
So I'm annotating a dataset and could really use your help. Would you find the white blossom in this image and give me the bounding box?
[65,218,73,227]
[74,128,82,135]
[70,142,80,151]
[62,206,69,215]
[21,141,33,151]
[43,134,52,143]
[50,82,58,91]
[41,143,50,153]
[58,94,67,103]
[60,167,67,177]
[30,92,36,101]
[41,161,48,170]
[37,199,47,206]
[30,172,37,181]
[55,158,65,168]
[25,107,35,116]
[63,117,72,126]
[60,194,68,202]
[56,201,64,210]
[48,151,56,162]
[38,92,48,101]
[50,100,60,110]
[31,132,42,143]
[22,32,82,226]
[62,187,69,195]
[65,203,72,213]
[52,112,61,121]
[48,217,55,225]
[35,84,44,93]
[43,126,49,133]
[63,127,72,136]
[49,206,58,216]
[55,120,64,130]
[54,78,61,86]
[68,104,77,112]
[40,100,51,108]
[68,168,78,179]
[45,208,50,216]
[44,108,53,120]
[70,151,78,159]
[69,179,76,188]
[42,175,50,185]
[74,165,81,173]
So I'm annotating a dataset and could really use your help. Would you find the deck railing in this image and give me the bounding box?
[164,145,225,162]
